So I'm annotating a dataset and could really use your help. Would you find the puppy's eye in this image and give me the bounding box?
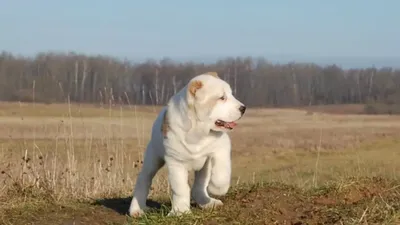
[219,96,225,101]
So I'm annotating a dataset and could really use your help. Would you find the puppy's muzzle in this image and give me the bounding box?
[239,105,246,115]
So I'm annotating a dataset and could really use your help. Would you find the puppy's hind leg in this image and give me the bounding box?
[129,143,164,217]
[191,158,224,209]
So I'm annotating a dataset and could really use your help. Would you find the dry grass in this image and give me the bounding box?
[1,102,400,224]
[298,104,366,115]
[0,101,160,117]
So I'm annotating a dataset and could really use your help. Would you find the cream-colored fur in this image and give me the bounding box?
[128,72,246,217]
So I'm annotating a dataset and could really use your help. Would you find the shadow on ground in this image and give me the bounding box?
[94,196,203,217]
[93,197,171,215]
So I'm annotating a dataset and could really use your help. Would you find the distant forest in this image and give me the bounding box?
[1,51,400,112]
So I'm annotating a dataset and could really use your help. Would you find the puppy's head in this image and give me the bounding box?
[187,72,246,132]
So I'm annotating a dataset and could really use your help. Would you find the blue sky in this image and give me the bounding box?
[1,0,399,67]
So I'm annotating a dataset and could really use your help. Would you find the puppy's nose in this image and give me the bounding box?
[239,105,246,115]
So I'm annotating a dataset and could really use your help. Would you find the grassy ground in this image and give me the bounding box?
[1,102,400,224]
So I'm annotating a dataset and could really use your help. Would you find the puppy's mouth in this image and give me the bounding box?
[215,119,237,130]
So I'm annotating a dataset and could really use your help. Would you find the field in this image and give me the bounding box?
[1,102,400,225]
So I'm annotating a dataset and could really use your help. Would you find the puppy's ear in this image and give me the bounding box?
[188,80,203,97]
[205,72,219,78]
[186,80,203,119]
[184,80,203,133]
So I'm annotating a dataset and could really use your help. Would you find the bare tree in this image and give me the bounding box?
[0,51,399,108]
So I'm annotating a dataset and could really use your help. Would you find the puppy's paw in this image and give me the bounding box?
[167,209,191,217]
[199,198,224,210]
[129,208,145,218]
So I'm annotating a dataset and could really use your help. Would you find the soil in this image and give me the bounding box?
[2,177,399,225]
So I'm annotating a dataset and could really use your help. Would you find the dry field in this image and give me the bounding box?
[0,102,400,225]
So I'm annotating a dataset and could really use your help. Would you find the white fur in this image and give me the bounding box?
[128,73,246,217]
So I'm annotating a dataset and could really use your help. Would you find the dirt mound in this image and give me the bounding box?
[1,177,399,225]
[206,177,400,225]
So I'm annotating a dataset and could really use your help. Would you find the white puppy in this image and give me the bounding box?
[128,72,246,217]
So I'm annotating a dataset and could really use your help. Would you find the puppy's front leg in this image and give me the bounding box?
[192,158,223,209]
[207,137,232,196]
[166,160,191,216]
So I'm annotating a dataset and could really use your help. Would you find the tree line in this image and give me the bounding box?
[1,51,400,108]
